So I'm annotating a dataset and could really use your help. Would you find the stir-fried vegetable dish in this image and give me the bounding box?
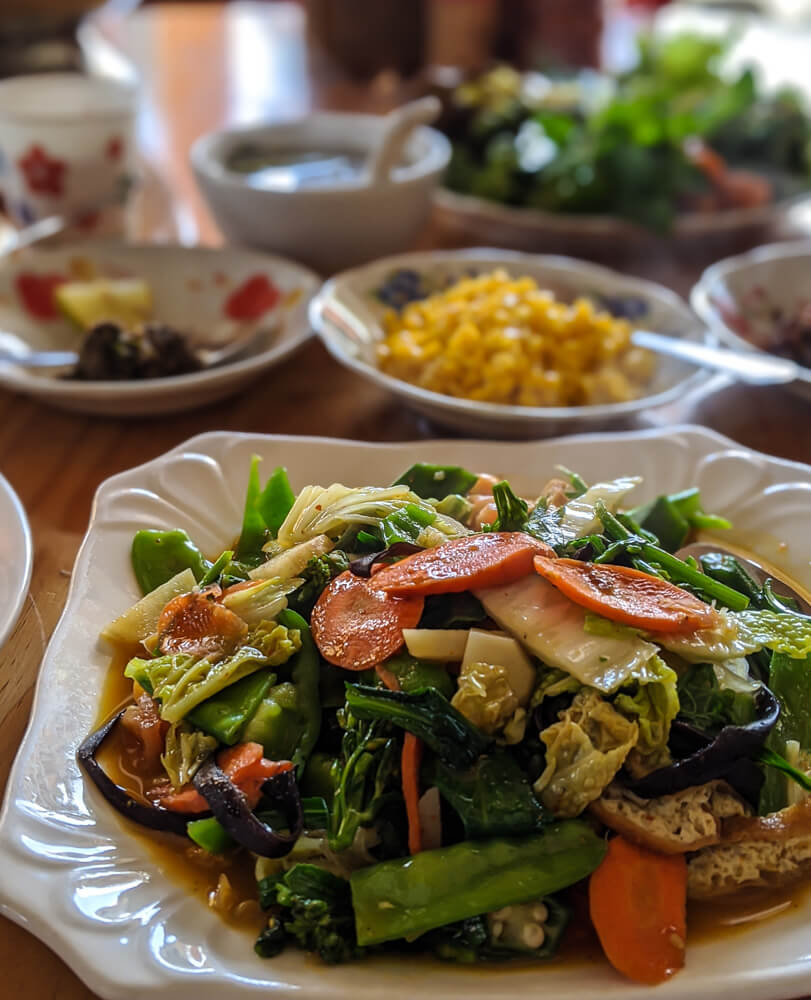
[440,34,811,231]
[83,457,811,984]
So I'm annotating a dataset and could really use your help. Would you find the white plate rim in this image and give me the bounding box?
[1,424,810,1000]
[310,247,711,426]
[0,471,32,651]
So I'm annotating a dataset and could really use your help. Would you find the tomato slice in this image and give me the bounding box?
[373,532,554,597]
[311,571,424,670]
[533,555,719,633]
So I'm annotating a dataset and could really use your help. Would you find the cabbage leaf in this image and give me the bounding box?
[276,483,469,549]
[613,655,679,774]
[161,721,217,789]
[477,575,659,692]
[657,609,811,663]
[221,576,302,625]
[534,690,638,817]
[557,476,642,542]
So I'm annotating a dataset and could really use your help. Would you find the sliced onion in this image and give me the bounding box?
[192,759,302,857]
[77,711,206,835]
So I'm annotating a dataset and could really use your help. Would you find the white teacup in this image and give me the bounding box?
[0,72,137,238]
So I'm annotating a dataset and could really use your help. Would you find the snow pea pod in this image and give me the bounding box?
[241,609,321,774]
[350,821,606,946]
[131,529,211,595]
[187,669,275,745]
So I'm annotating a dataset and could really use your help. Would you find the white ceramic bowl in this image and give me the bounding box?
[0,242,320,416]
[691,240,811,401]
[190,114,451,275]
[310,248,711,437]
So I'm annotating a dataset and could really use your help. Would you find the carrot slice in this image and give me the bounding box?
[402,734,423,855]
[311,570,424,670]
[533,555,719,633]
[589,836,687,985]
[373,532,554,597]
[160,742,293,813]
[375,667,424,854]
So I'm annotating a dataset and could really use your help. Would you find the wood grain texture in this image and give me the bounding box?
[0,4,809,998]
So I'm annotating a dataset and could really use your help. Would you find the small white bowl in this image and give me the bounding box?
[691,240,811,402]
[0,242,320,416]
[309,248,711,438]
[190,113,451,275]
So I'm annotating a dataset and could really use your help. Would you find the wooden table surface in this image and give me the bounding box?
[1,4,810,997]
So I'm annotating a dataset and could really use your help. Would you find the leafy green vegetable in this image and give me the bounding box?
[490,481,528,532]
[259,864,362,964]
[125,645,276,724]
[131,529,211,596]
[760,651,811,814]
[187,815,235,854]
[758,747,811,797]
[393,463,478,500]
[629,488,731,551]
[350,822,606,946]
[186,669,275,744]
[524,498,567,550]
[327,711,399,852]
[596,502,749,610]
[659,609,811,663]
[345,684,489,769]
[199,549,234,587]
[613,655,679,763]
[287,550,350,616]
[676,663,755,735]
[381,652,454,699]
[431,751,548,838]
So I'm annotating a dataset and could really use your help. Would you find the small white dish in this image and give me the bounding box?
[191,113,451,274]
[691,240,811,402]
[310,248,710,437]
[0,425,810,1000]
[0,471,33,651]
[0,241,320,416]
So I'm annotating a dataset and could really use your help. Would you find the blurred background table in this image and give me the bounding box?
[0,3,810,996]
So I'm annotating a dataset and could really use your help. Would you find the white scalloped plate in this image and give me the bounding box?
[1,426,810,1000]
[0,471,33,651]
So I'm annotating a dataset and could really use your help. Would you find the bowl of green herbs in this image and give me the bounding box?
[434,34,811,252]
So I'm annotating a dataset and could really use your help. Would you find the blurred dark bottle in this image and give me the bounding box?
[307,0,428,80]
[495,0,604,69]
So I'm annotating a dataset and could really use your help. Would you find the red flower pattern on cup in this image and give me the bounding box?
[18,145,66,197]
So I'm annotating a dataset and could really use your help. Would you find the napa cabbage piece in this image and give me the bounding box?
[613,655,679,775]
[275,483,469,549]
[161,721,217,789]
[100,568,197,645]
[451,661,526,744]
[534,690,638,817]
[124,633,299,723]
[221,576,302,625]
[556,476,642,542]
[476,575,659,693]
[530,668,582,708]
[247,620,303,660]
[657,609,811,663]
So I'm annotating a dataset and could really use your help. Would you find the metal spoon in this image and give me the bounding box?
[676,541,811,615]
[0,323,275,374]
[631,329,801,386]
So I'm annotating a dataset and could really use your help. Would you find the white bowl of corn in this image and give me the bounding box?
[309,249,710,437]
